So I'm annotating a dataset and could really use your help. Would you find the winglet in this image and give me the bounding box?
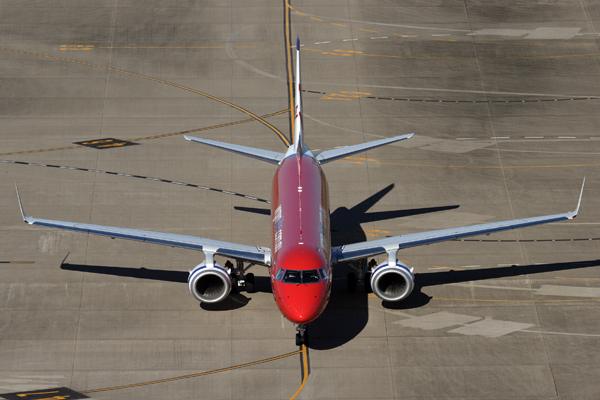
[569,177,585,219]
[14,183,30,224]
[297,36,300,51]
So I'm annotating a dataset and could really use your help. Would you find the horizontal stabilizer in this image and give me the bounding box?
[315,133,414,164]
[185,135,285,165]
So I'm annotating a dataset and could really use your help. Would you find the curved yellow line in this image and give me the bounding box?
[289,344,309,400]
[80,350,302,394]
[0,47,290,146]
[0,109,290,156]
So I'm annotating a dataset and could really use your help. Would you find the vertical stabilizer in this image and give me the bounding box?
[293,37,304,155]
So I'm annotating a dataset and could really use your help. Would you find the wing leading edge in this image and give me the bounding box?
[333,178,585,264]
[15,185,270,265]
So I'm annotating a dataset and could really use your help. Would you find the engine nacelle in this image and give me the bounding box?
[188,261,232,303]
[370,262,414,302]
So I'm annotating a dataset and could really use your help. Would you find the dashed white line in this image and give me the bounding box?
[559,136,576,139]
[432,34,451,36]
[498,263,520,267]
[525,136,544,139]
[371,36,388,39]
[456,138,475,140]
[315,41,331,44]
[491,137,510,139]
[343,38,357,41]
[461,265,482,269]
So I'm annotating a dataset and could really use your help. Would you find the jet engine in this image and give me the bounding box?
[188,261,232,303]
[370,261,414,302]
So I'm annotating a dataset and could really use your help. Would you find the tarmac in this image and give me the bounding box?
[1,1,600,399]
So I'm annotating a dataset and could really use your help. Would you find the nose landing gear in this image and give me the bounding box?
[296,324,308,346]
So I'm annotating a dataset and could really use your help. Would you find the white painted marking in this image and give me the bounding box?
[461,265,481,269]
[394,311,480,330]
[450,283,531,291]
[428,267,446,270]
[559,136,576,139]
[432,34,450,36]
[498,263,519,266]
[315,41,331,44]
[371,36,388,39]
[525,136,544,139]
[456,138,475,140]
[448,317,533,338]
[491,137,510,139]
[171,181,185,185]
[221,191,235,194]
[343,38,357,41]
[590,137,600,140]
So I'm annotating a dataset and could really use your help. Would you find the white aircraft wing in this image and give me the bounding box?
[15,186,270,265]
[333,179,585,264]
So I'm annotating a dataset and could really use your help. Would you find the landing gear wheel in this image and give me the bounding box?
[296,333,302,346]
[230,274,238,294]
[364,272,372,293]
[347,272,357,293]
[245,273,255,293]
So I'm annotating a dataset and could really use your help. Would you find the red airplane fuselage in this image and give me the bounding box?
[270,152,332,325]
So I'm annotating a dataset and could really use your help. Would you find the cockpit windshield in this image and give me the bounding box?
[280,269,322,284]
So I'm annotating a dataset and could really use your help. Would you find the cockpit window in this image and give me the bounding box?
[318,268,328,280]
[303,270,321,283]
[275,268,285,281]
[281,269,322,284]
[282,270,302,284]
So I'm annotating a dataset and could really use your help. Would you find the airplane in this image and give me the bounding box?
[15,38,585,346]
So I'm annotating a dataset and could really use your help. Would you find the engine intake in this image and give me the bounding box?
[370,262,414,302]
[188,261,232,303]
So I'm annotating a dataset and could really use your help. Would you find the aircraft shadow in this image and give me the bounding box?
[60,262,271,311]
[307,185,457,349]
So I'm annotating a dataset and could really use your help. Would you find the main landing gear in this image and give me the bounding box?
[347,259,377,293]
[225,260,256,294]
[296,325,308,346]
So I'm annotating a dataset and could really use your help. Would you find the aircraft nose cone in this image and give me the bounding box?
[284,299,319,325]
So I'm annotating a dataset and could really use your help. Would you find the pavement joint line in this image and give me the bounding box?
[291,8,600,55]
[79,349,302,394]
[0,159,271,204]
[0,47,290,147]
[432,297,600,303]
[366,96,600,103]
